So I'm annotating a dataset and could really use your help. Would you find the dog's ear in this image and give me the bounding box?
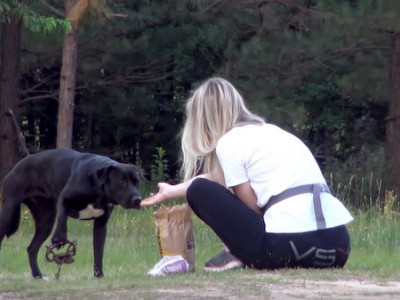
[89,166,114,192]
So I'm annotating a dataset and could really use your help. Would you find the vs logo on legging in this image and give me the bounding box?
[290,241,345,267]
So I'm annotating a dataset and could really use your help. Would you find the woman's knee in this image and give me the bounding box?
[186,177,211,206]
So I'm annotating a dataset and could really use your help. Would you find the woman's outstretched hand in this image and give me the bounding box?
[140,182,173,207]
[140,177,198,207]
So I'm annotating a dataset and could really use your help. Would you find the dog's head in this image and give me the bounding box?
[89,163,143,209]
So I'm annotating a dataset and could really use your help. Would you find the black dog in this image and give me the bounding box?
[0,148,142,279]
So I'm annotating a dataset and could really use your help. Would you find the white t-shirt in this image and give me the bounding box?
[216,123,353,233]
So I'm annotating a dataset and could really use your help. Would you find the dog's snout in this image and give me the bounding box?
[128,196,141,209]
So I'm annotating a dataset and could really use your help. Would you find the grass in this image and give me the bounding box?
[345,207,400,278]
[1,204,400,298]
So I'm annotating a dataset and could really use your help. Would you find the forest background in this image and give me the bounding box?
[1,0,399,210]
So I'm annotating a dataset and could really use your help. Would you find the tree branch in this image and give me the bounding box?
[328,45,390,55]
[109,13,128,18]
[19,94,59,105]
[253,0,317,16]
[41,1,65,17]
[20,73,60,96]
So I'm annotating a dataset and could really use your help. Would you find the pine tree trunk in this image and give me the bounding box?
[56,0,78,148]
[0,19,22,183]
[385,32,400,194]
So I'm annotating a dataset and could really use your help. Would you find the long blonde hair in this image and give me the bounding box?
[181,77,264,184]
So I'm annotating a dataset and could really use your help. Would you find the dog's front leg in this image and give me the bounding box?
[51,194,69,245]
[93,206,113,278]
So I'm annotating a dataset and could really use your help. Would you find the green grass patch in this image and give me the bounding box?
[1,205,400,298]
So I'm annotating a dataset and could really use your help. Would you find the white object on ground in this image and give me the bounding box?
[147,255,189,276]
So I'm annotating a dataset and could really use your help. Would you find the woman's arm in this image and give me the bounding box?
[140,174,210,207]
[232,181,262,215]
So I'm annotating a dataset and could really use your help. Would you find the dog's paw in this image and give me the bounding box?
[34,274,50,281]
[51,235,68,248]
[41,275,50,282]
[94,270,104,278]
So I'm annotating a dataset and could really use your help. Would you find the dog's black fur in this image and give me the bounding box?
[0,148,142,279]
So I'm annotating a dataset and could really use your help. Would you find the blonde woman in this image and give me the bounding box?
[141,77,353,271]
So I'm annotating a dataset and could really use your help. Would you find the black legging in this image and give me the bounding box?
[186,178,350,269]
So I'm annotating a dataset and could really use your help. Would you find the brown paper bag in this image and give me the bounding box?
[154,203,195,271]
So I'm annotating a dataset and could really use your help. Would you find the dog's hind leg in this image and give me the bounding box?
[25,199,56,279]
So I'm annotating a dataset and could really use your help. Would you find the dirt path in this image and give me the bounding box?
[160,273,400,299]
[1,273,400,299]
[266,277,400,299]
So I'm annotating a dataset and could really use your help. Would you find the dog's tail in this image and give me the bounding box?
[0,188,21,242]
[6,204,21,237]
[1,174,23,246]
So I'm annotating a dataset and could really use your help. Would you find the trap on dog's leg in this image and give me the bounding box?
[45,240,77,279]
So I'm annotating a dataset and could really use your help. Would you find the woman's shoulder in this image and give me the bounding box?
[218,122,300,150]
[232,122,268,133]
[225,123,283,137]
[217,123,268,147]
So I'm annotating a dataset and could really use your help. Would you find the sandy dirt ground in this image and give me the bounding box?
[265,277,400,299]
[1,273,400,299]
[149,273,400,299]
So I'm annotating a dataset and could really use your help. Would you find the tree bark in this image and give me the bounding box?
[385,32,400,194]
[0,19,22,183]
[56,0,78,148]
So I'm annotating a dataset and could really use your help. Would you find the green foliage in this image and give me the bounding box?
[21,12,70,34]
[10,0,397,207]
[0,0,70,33]
[150,147,169,183]
[328,145,386,209]
[0,1,11,17]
